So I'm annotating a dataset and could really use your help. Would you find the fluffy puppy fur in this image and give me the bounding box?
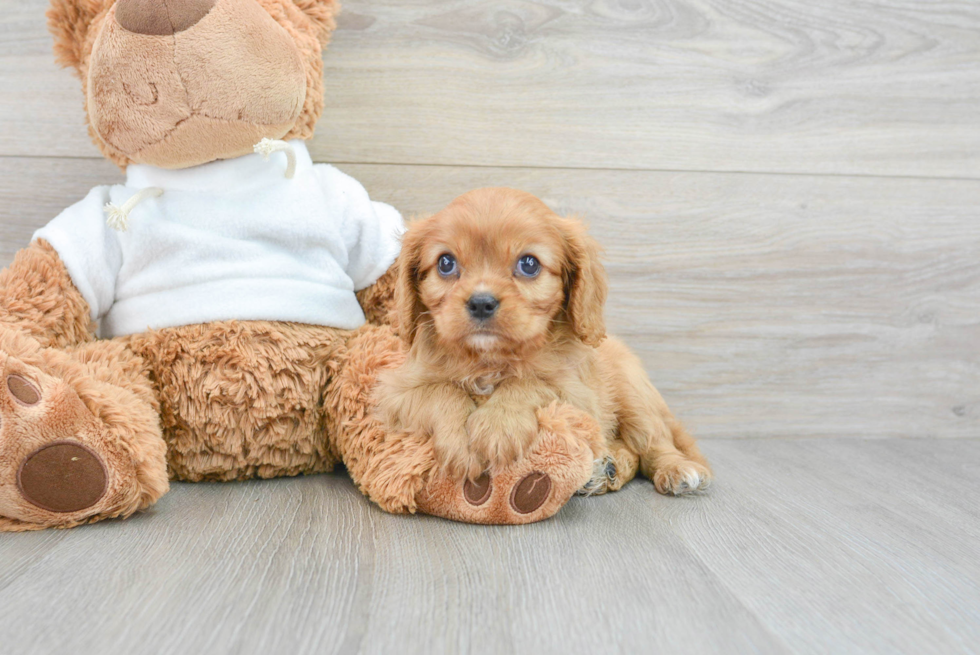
[377,188,711,495]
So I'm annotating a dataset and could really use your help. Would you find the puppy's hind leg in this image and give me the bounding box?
[577,439,639,496]
[602,339,711,495]
[637,415,711,495]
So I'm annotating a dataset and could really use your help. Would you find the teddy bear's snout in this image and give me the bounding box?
[85,0,308,169]
[115,0,217,36]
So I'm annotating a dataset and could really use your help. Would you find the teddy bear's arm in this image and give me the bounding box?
[0,240,96,348]
[354,264,397,326]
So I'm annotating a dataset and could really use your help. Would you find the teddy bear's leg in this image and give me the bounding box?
[126,321,346,481]
[0,329,168,531]
[327,324,602,524]
[0,240,96,349]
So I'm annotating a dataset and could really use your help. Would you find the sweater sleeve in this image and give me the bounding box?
[315,165,404,291]
[32,186,122,321]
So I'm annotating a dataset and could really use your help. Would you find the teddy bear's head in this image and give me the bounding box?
[47,0,337,169]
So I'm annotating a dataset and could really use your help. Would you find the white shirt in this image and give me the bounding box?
[34,141,403,337]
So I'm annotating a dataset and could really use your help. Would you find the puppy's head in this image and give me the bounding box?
[396,188,607,357]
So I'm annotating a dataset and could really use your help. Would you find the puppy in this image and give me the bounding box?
[376,188,711,495]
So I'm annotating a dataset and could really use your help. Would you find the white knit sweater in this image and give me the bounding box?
[34,141,403,337]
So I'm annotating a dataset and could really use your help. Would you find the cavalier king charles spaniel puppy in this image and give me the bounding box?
[376,188,710,495]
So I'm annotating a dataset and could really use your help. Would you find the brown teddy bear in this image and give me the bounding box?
[0,0,607,531]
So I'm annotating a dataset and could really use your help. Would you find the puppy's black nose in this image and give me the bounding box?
[467,294,499,320]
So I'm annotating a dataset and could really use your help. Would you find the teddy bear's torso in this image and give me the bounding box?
[35,141,403,339]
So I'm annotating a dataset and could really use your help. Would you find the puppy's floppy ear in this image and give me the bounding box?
[559,216,608,347]
[394,216,432,346]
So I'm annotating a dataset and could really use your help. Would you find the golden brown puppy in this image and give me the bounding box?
[376,188,711,495]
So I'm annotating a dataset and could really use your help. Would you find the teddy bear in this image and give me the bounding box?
[0,0,614,531]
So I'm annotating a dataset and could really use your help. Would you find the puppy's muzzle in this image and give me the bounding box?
[467,293,499,321]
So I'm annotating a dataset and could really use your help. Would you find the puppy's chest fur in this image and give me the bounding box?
[458,350,617,438]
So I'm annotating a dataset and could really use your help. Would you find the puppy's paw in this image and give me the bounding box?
[465,404,538,472]
[652,460,712,495]
[432,426,485,481]
[577,455,618,496]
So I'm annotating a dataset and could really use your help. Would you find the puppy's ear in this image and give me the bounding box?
[394,216,432,346]
[559,216,608,347]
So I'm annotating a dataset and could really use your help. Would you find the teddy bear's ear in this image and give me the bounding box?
[46,0,105,72]
[289,0,339,45]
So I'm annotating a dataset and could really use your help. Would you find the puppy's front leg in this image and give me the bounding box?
[466,378,559,472]
[377,381,481,478]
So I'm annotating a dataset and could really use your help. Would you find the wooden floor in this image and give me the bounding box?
[1,0,979,653]
[1,439,979,654]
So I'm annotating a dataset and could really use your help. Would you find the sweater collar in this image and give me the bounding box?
[125,140,312,192]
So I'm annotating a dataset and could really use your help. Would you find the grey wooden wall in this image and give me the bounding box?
[1,0,978,439]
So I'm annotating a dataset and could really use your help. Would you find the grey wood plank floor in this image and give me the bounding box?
[0,439,977,655]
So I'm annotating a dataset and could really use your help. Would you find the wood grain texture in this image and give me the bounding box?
[0,439,977,654]
[660,438,980,654]
[319,0,980,178]
[2,0,980,177]
[1,1,978,653]
[3,157,977,439]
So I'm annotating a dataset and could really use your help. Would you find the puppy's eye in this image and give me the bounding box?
[516,255,541,278]
[437,253,458,277]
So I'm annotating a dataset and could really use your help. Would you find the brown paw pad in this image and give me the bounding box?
[17,442,108,513]
[510,471,552,514]
[463,473,492,506]
[7,375,40,405]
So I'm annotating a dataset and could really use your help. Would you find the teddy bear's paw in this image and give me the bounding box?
[0,350,164,531]
[415,403,600,525]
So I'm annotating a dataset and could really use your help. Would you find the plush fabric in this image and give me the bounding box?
[0,241,94,349]
[47,0,337,168]
[0,0,600,530]
[0,324,168,532]
[35,141,403,336]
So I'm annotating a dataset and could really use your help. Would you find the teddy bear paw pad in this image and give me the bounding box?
[7,375,41,405]
[1,366,107,517]
[460,471,553,514]
[510,471,551,514]
[0,354,147,531]
[449,469,555,519]
[463,473,492,506]
[18,441,108,513]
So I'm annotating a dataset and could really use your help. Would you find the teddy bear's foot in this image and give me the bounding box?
[416,403,603,525]
[0,347,168,531]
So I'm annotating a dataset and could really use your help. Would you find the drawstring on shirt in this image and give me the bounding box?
[104,187,163,231]
[104,141,295,231]
[254,138,296,179]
